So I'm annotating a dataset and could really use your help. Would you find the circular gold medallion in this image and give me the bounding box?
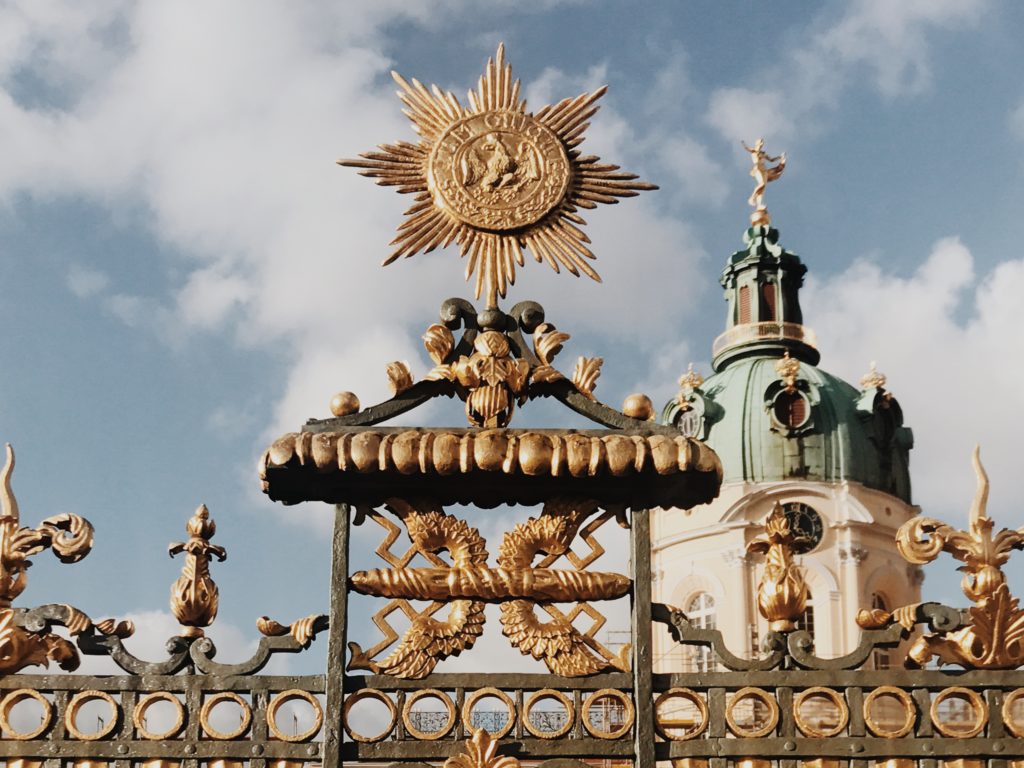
[429,111,570,232]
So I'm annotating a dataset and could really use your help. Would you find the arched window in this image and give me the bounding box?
[796,590,814,651]
[686,592,717,672]
[871,593,890,670]
[761,282,777,321]
[738,285,751,324]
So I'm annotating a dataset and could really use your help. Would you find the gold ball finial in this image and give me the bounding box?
[329,391,360,418]
[622,393,654,421]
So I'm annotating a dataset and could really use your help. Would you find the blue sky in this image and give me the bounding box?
[2,0,1023,670]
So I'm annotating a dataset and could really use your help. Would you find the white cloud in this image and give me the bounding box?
[802,237,1024,524]
[0,1,712,477]
[706,0,986,145]
[66,264,110,298]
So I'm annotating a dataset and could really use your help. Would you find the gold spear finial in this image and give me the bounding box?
[169,504,227,637]
[742,138,786,227]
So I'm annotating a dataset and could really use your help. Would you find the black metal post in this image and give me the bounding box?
[323,503,351,768]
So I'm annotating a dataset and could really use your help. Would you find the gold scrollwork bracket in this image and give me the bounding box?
[879,447,1024,669]
[257,613,329,647]
[0,444,98,673]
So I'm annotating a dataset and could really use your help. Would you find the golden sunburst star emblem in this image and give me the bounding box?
[340,44,657,307]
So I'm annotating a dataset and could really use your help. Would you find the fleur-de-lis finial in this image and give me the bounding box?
[746,503,808,633]
[169,504,227,637]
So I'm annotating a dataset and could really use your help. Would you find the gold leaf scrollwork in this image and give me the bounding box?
[572,356,603,399]
[169,504,227,637]
[430,330,531,428]
[887,447,1024,668]
[257,613,328,646]
[386,361,415,395]
[423,323,455,365]
[747,503,808,633]
[445,728,521,768]
[0,444,97,673]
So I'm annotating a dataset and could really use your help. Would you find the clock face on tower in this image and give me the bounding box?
[782,502,824,553]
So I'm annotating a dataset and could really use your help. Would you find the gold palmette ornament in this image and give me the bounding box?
[445,728,521,768]
[169,504,227,637]
[893,447,1024,668]
[747,502,808,632]
[341,44,657,308]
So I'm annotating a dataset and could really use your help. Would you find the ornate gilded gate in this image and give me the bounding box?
[3,44,1024,768]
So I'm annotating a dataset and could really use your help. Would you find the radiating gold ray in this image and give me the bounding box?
[341,44,656,306]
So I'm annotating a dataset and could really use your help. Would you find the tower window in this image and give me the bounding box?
[738,285,751,324]
[685,592,717,672]
[761,282,777,321]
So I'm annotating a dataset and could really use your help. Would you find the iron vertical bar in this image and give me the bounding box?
[323,502,351,768]
[631,507,655,768]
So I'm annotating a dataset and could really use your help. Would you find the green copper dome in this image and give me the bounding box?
[662,225,913,503]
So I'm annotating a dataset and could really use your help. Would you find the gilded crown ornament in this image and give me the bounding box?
[747,502,809,633]
[169,504,227,637]
[676,362,705,411]
[860,360,887,390]
[341,44,657,308]
[775,351,801,393]
[743,138,786,227]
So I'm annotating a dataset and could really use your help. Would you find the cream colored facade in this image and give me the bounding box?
[652,479,923,670]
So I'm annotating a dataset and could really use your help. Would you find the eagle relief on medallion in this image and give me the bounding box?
[429,112,570,231]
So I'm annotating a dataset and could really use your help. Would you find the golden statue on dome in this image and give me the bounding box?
[743,137,786,227]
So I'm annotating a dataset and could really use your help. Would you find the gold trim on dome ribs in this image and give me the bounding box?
[340,44,657,308]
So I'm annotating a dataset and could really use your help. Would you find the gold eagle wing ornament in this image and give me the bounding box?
[340,44,657,308]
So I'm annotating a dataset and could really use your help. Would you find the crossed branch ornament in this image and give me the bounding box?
[347,497,632,678]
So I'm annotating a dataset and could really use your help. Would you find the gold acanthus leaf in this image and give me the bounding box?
[423,323,455,365]
[257,613,327,646]
[445,729,521,768]
[386,361,414,395]
[533,323,570,366]
[572,356,603,399]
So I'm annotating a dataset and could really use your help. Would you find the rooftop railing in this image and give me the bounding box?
[712,321,817,358]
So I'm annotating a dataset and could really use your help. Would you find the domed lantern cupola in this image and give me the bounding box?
[712,139,819,372]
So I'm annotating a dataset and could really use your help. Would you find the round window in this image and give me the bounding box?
[772,390,809,430]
